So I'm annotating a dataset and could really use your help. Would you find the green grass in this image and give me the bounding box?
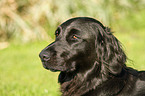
[0,41,61,96]
[0,32,145,96]
[115,30,145,70]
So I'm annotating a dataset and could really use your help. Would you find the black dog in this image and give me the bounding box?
[39,17,145,96]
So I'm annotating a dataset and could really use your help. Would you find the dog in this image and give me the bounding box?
[39,17,145,96]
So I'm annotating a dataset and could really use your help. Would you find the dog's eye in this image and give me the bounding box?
[72,35,78,39]
[72,35,80,40]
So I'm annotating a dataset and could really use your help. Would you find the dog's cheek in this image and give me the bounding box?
[60,51,70,60]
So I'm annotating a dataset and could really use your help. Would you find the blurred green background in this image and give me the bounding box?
[0,0,145,96]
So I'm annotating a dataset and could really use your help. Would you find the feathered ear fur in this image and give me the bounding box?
[92,23,127,75]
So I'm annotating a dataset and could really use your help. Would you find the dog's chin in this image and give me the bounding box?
[42,63,59,72]
[49,68,58,72]
[43,66,60,72]
[42,62,67,72]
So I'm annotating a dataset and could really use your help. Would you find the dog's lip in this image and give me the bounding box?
[44,66,59,72]
[48,68,59,72]
[42,62,60,72]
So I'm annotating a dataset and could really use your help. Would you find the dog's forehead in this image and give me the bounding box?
[60,21,90,37]
[57,17,106,39]
[60,19,85,29]
[60,17,104,28]
[59,18,93,33]
[59,17,105,32]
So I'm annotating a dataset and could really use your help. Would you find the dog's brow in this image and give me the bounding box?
[58,26,62,30]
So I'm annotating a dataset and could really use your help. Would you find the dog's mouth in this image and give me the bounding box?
[43,66,59,72]
[49,68,58,72]
[42,62,59,72]
[42,61,68,72]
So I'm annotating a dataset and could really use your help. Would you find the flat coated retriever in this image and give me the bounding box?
[39,17,145,96]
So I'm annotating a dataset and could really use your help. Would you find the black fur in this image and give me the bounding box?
[39,17,145,96]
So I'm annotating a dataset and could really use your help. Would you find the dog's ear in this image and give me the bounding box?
[92,23,127,75]
[105,27,127,75]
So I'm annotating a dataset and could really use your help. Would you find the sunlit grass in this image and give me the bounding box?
[115,30,145,70]
[0,41,60,96]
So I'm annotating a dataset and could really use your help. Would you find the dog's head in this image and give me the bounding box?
[39,17,126,81]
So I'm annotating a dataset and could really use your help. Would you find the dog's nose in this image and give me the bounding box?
[42,54,50,61]
[39,52,50,62]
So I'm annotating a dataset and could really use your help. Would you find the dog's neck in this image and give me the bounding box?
[59,64,128,96]
[59,63,109,96]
